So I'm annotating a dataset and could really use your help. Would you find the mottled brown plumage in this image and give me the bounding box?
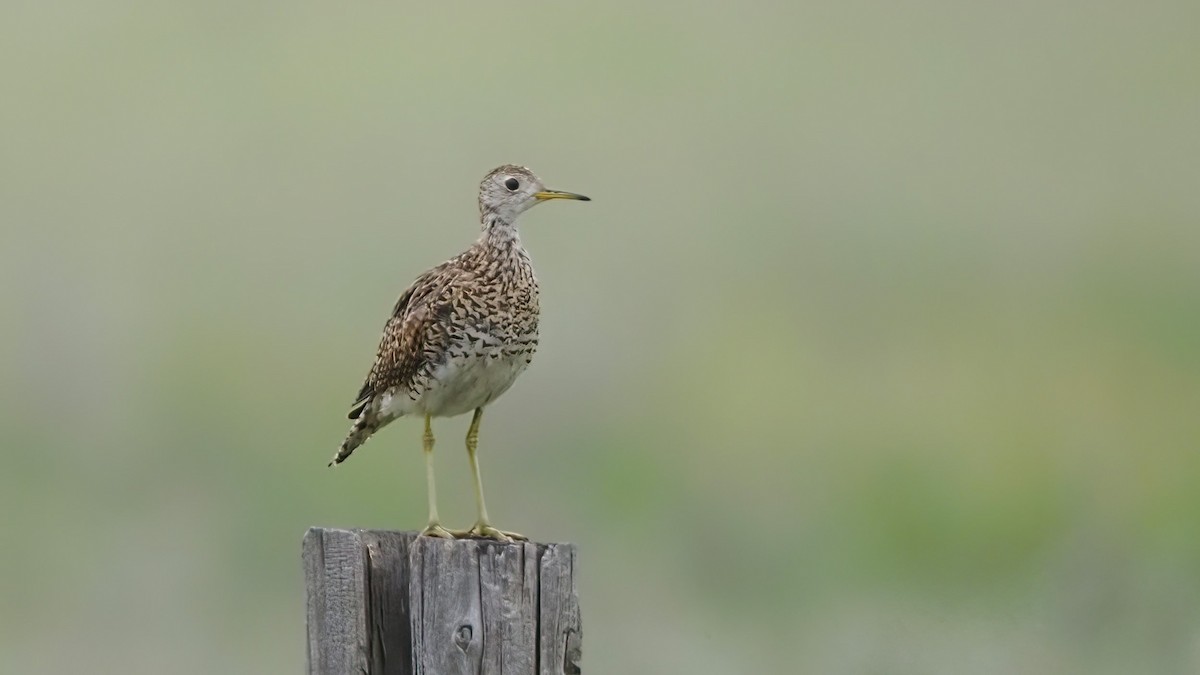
[330,165,589,541]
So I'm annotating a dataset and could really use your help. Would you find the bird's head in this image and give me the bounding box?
[478,165,590,222]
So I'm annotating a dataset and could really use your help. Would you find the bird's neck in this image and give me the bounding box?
[479,213,523,250]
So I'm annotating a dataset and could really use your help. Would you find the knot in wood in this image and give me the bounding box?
[453,624,474,652]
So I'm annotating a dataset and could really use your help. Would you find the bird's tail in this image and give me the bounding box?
[328,409,387,467]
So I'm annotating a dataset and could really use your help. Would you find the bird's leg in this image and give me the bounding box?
[418,415,456,539]
[459,407,527,542]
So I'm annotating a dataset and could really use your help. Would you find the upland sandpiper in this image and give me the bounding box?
[330,165,589,541]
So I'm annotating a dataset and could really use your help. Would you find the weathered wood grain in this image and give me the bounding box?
[303,528,580,675]
[537,544,582,675]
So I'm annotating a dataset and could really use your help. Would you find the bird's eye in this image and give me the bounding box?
[504,178,520,191]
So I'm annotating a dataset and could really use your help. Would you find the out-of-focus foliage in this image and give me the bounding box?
[3,2,1198,673]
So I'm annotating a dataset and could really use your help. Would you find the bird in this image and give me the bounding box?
[329,165,590,542]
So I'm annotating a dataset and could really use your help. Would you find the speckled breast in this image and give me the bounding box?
[420,267,540,417]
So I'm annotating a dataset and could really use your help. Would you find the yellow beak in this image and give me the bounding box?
[534,189,591,202]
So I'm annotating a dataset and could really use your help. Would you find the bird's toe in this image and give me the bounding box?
[419,523,458,539]
[460,523,526,542]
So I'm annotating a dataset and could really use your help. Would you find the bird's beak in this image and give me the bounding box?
[534,189,591,202]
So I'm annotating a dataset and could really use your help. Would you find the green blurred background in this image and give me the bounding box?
[3,1,1199,673]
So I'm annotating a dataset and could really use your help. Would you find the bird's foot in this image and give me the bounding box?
[419,522,459,539]
[457,523,527,543]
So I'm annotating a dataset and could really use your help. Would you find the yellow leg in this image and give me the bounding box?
[460,408,526,542]
[419,415,455,539]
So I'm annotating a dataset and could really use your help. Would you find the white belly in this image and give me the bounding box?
[416,352,530,417]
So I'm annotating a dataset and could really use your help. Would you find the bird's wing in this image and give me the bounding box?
[347,259,463,419]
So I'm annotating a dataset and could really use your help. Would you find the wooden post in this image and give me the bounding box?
[303,528,582,675]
